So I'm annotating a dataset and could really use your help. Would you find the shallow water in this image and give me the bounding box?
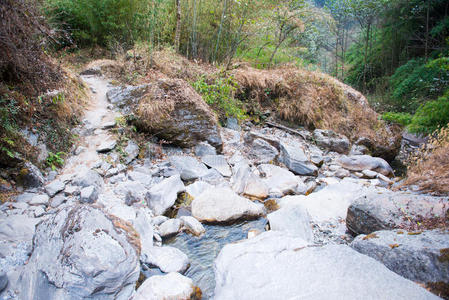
[164,218,268,299]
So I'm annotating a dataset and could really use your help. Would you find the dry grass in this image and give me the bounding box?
[232,65,401,159]
[405,126,449,195]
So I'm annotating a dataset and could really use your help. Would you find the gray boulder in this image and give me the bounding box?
[194,142,217,157]
[16,162,44,188]
[124,140,139,164]
[143,246,190,274]
[279,141,318,176]
[79,185,98,203]
[313,129,350,154]
[258,164,302,197]
[45,180,65,197]
[0,272,7,293]
[351,229,449,287]
[169,156,208,181]
[249,138,279,164]
[186,181,212,199]
[201,155,232,177]
[214,231,439,300]
[346,190,448,235]
[337,155,394,177]
[106,84,150,113]
[128,171,153,187]
[0,215,39,242]
[29,194,49,206]
[191,187,264,223]
[133,273,195,300]
[97,139,117,153]
[72,169,104,190]
[16,205,140,300]
[146,175,185,215]
[267,205,314,242]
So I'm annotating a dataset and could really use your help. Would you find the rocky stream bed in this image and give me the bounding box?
[0,72,448,300]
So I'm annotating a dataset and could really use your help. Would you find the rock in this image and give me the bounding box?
[279,178,374,223]
[16,162,44,188]
[101,121,116,129]
[249,138,279,164]
[80,185,98,203]
[106,84,150,112]
[146,175,185,215]
[180,216,205,236]
[15,192,35,203]
[134,273,196,300]
[105,167,119,178]
[124,140,139,164]
[158,219,183,238]
[169,156,208,181]
[32,206,46,217]
[64,185,79,196]
[46,170,58,181]
[152,216,169,226]
[279,141,318,176]
[351,229,449,287]
[29,194,49,206]
[143,246,190,274]
[129,79,223,149]
[72,169,104,189]
[346,190,448,235]
[50,195,65,208]
[97,139,117,153]
[201,155,232,177]
[313,129,350,154]
[194,142,217,157]
[334,168,351,178]
[115,181,146,205]
[258,164,301,197]
[267,205,314,242]
[132,210,154,263]
[350,144,369,155]
[128,171,153,187]
[231,161,268,199]
[17,205,140,300]
[214,231,439,300]
[45,180,65,197]
[226,117,241,131]
[0,215,39,242]
[186,181,212,199]
[191,187,264,223]
[362,169,378,178]
[337,155,394,177]
[0,272,7,293]
[200,168,225,186]
[80,66,101,76]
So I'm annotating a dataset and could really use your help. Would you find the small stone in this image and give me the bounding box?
[180,216,205,236]
[134,272,195,300]
[158,219,183,238]
[152,216,169,226]
[45,180,65,197]
[169,156,208,181]
[80,186,98,203]
[50,194,66,208]
[195,142,217,157]
[362,169,378,178]
[124,140,139,164]
[101,121,116,129]
[143,246,190,273]
[96,139,116,153]
[29,194,49,206]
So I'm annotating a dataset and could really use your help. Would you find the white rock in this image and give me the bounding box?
[180,216,205,236]
[146,175,185,216]
[158,219,183,238]
[45,180,65,197]
[143,246,190,273]
[267,204,314,242]
[134,272,195,300]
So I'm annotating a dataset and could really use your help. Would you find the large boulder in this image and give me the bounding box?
[15,205,140,300]
[130,79,223,150]
[214,231,439,300]
[191,187,264,223]
[313,129,350,154]
[351,229,449,288]
[143,246,190,274]
[267,205,314,242]
[337,155,394,177]
[346,190,448,235]
[134,273,197,300]
[106,84,150,114]
[249,138,279,164]
[279,141,318,176]
[231,162,268,200]
[258,164,305,197]
[146,175,185,216]
[16,162,44,188]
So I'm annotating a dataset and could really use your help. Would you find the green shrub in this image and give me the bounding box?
[407,92,449,134]
[192,75,247,121]
[381,112,412,126]
[46,151,65,170]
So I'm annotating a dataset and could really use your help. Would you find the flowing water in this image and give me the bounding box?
[164,218,268,299]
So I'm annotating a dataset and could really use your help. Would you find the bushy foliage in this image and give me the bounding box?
[192,75,246,121]
[408,92,449,134]
[381,112,412,126]
[44,0,151,47]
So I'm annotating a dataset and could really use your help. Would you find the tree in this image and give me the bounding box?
[174,0,181,52]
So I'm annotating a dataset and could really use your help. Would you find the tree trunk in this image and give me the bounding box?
[363,22,371,93]
[425,0,430,60]
[213,0,227,62]
[174,0,181,52]
[191,0,198,58]
[269,41,282,67]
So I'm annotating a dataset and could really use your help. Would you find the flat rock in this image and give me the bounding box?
[132,210,154,262]
[124,140,139,164]
[29,194,49,206]
[17,162,44,188]
[279,141,318,176]
[186,181,212,199]
[134,272,195,300]
[258,164,301,197]
[128,171,153,187]
[97,139,117,153]
[80,185,98,203]
[214,231,439,300]
[337,155,394,177]
[45,180,65,197]
[267,205,314,242]
[72,169,104,189]
[169,156,208,181]
[249,138,279,164]
[146,175,185,215]
[0,215,39,242]
[191,187,264,223]
[195,142,217,157]
[346,190,448,235]
[351,229,449,287]
[180,216,205,236]
[201,155,232,177]
[143,246,190,274]
[158,219,183,238]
